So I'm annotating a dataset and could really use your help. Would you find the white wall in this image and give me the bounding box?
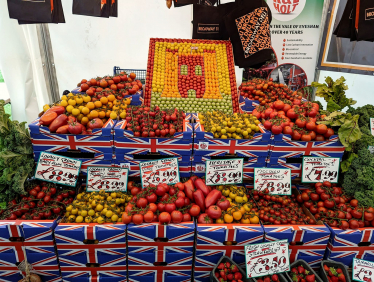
[48,0,193,95]
[317,70,374,110]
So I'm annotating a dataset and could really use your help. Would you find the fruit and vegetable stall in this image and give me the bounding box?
[0,38,374,282]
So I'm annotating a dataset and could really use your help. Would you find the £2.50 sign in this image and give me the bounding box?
[301,157,340,183]
[353,258,374,282]
[205,158,244,185]
[245,239,290,279]
[139,157,180,187]
[254,168,291,195]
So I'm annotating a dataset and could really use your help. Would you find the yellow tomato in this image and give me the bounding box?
[66,205,73,212]
[85,216,92,223]
[75,216,84,223]
[68,215,76,222]
[233,211,242,220]
[83,96,91,103]
[86,102,95,110]
[80,210,88,217]
[43,104,50,112]
[81,116,89,125]
[216,218,225,224]
[250,215,260,224]
[88,209,95,216]
[108,94,115,102]
[240,218,250,224]
[242,195,248,203]
[222,188,230,197]
[82,107,90,115]
[100,97,108,104]
[61,95,68,101]
[71,208,78,215]
[106,210,113,218]
[97,217,105,224]
[243,203,252,212]
[110,112,118,120]
[68,99,77,106]
[224,214,234,223]
[229,192,237,200]
[235,196,243,203]
[111,214,119,222]
[94,101,102,108]
[239,206,246,215]
[60,100,68,107]
[72,108,80,116]
[95,204,103,212]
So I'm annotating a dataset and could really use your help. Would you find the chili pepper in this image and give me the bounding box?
[205,189,222,209]
[184,179,195,201]
[195,178,210,197]
[193,189,205,212]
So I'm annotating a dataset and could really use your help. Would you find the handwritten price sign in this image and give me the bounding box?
[245,240,290,279]
[86,167,129,192]
[254,168,292,195]
[34,152,81,187]
[353,258,374,282]
[139,157,180,188]
[370,118,374,136]
[301,157,340,183]
[205,158,244,185]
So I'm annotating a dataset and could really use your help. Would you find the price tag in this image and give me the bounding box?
[245,240,290,279]
[195,163,206,172]
[86,167,129,192]
[34,152,81,187]
[353,258,374,282]
[205,158,244,185]
[301,156,340,183]
[139,157,180,188]
[369,146,374,154]
[254,168,291,195]
[370,118,374,136]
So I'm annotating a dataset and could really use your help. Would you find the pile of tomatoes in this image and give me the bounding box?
[0,181,74,220]
[248,189,316,225]
[297,181,374,230]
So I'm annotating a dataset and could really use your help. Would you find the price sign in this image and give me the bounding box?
[254,168,292,195]
[86,167,129,192]
[301,157,340,183]
[370,118,374,136]
[245,240,290,279]
[34,152,81,187]
[353,258,374,282]
[205,158,244,185]
[369,146,374,154]
[139,157,180,188]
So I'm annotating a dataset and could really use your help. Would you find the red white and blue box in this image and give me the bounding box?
[194,224,264,281]
[263,225,331,268]
[29,118,116,161]
[114,119,194,162]
[55,223,127,279]
[325,226,374,267]
[191,155,267,180]
[71,86,144,106]
[266,158,302,179]
[62,277,126,282]
[112,155,192,178]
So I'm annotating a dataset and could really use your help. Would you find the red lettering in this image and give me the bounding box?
[273,3,280,12]
[282,0,291,4]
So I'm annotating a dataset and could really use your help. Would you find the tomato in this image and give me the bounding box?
[68,122,83,134]
[159,212,171,225]
[165,203,176,213]
[271,125,283,135]
[322,181,332,188]
[314,135,324,141]
[171,210,183,224]
[131,187,141,196]
[175,182,185,191]
[43,196,51,203]
[175,197,185,208]
[305,121,316,131]
[157,203,165,212]
[198,213,213,224]
[182,213,191,222]
[274,100,285,110]
[37,191,45,199]
[145,193,157,203]
[136,197,148,208]
[34,185,41,192]
[339,221,349,230]
[29,189,37,197]
[324,128,334,139]
[306,108,317,118]
[87,118,104,129]
[295,118,306,128]
[206,205,222,219]
[349,219,359,229]
[155,184,166,197]
[283,103,291,112]
[286,109,298,120]
[351,209,363,219]
[292,130,302,140]
[44,210,52,218]
[316,124,328,134]
[143,211,154,223]
[350,199,358,207]
[264,108,274,118]
[122,212,132,224]
[263,120,272,130]
[189,205,201,217]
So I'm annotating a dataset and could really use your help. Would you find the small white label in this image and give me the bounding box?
[254,168,292,195]
[371,118,374,136]
[353,258,374,282]
[198,142,209,150]
[302,157,340,183]
[245,240,290,279]
[195,164,206,172]
[86,167,129,192]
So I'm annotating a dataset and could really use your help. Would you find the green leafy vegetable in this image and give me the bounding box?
[0,100,35,205]
[311,76,356,111]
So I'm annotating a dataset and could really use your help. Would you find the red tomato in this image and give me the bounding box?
[301,134,312,142]
[283,126,293,135]
[309,130,316,140]
[68,122,83,134]
[143,211,154,223]
[315,135,325,141]
[295,118,306,128]
[292,130,302,140]
[274,100,285,110]
[189,205,201,217]
[316,124,328,134]
[349,219,359,229]
[165,203,176,213]
[206,205,222,219]
[146,193,157,203]
[132,214,144,225]
[159,212,171,225]
[87,118,104,129]
[271,125,283,135]
[198,213,213,224]
[148,203,157,213]
[37,191,46,199]
[306,121,316,131]
[171,210,183,224]
[136,197,148,208]
[324,128,334,139]
[182,213,192,222]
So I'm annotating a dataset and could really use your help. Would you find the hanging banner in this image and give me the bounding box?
[205,158,244,185]
[245,239,290,279]
[301,156,340,183]
[265,0,325,89]
[254,168,292,195]
[353,258,374,282]
[34,152,81,187]
[139,158,180,188]
[86,167,129,192]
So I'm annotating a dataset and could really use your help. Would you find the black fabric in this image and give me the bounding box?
[174,0,217,8]
[192,2,235,40]
[14,0,64,24]
[224,0,273,68]
[350,0,357,41]
[73,0,110,18]
[333,0,354,39]
[7,0,52,22]
[110,0,118,17]
[356,0,374,41]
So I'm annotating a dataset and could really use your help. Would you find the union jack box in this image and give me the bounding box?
[263,225,331,269]
[71,87,143,106]
[62,277,126,282]
[191,155,267,180]
[113,155,192,178]
[113,119,195,162]
[193,121,271,160]
[266,158,302,179]
[55,223,127,278]
[29,118,116,161]
[194,224,264,281]
[33,151,113,176]
[324,226,374,267]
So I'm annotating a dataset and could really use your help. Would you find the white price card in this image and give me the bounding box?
[370,118,374,136]
[301,156,340,183]
[353,258,374,282]
[139,157,180,188]
[205,158,244,185]
[254,168,292,195]
[245,239,290,279]
[34,151,81,187]
[86,167,129,192]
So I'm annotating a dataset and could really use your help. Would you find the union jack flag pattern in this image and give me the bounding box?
[325,226,374,266]
[62,277,126,282]
[267,158,302,179]
[113,156,192,178]
[194,224,264,280]
[0,221,24,264]
[114,120,194,162]
[29,118,116,161]
[79,156,113,175]
[55,223,127,279]
[269,135,345,159]
[263,225,331,268]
